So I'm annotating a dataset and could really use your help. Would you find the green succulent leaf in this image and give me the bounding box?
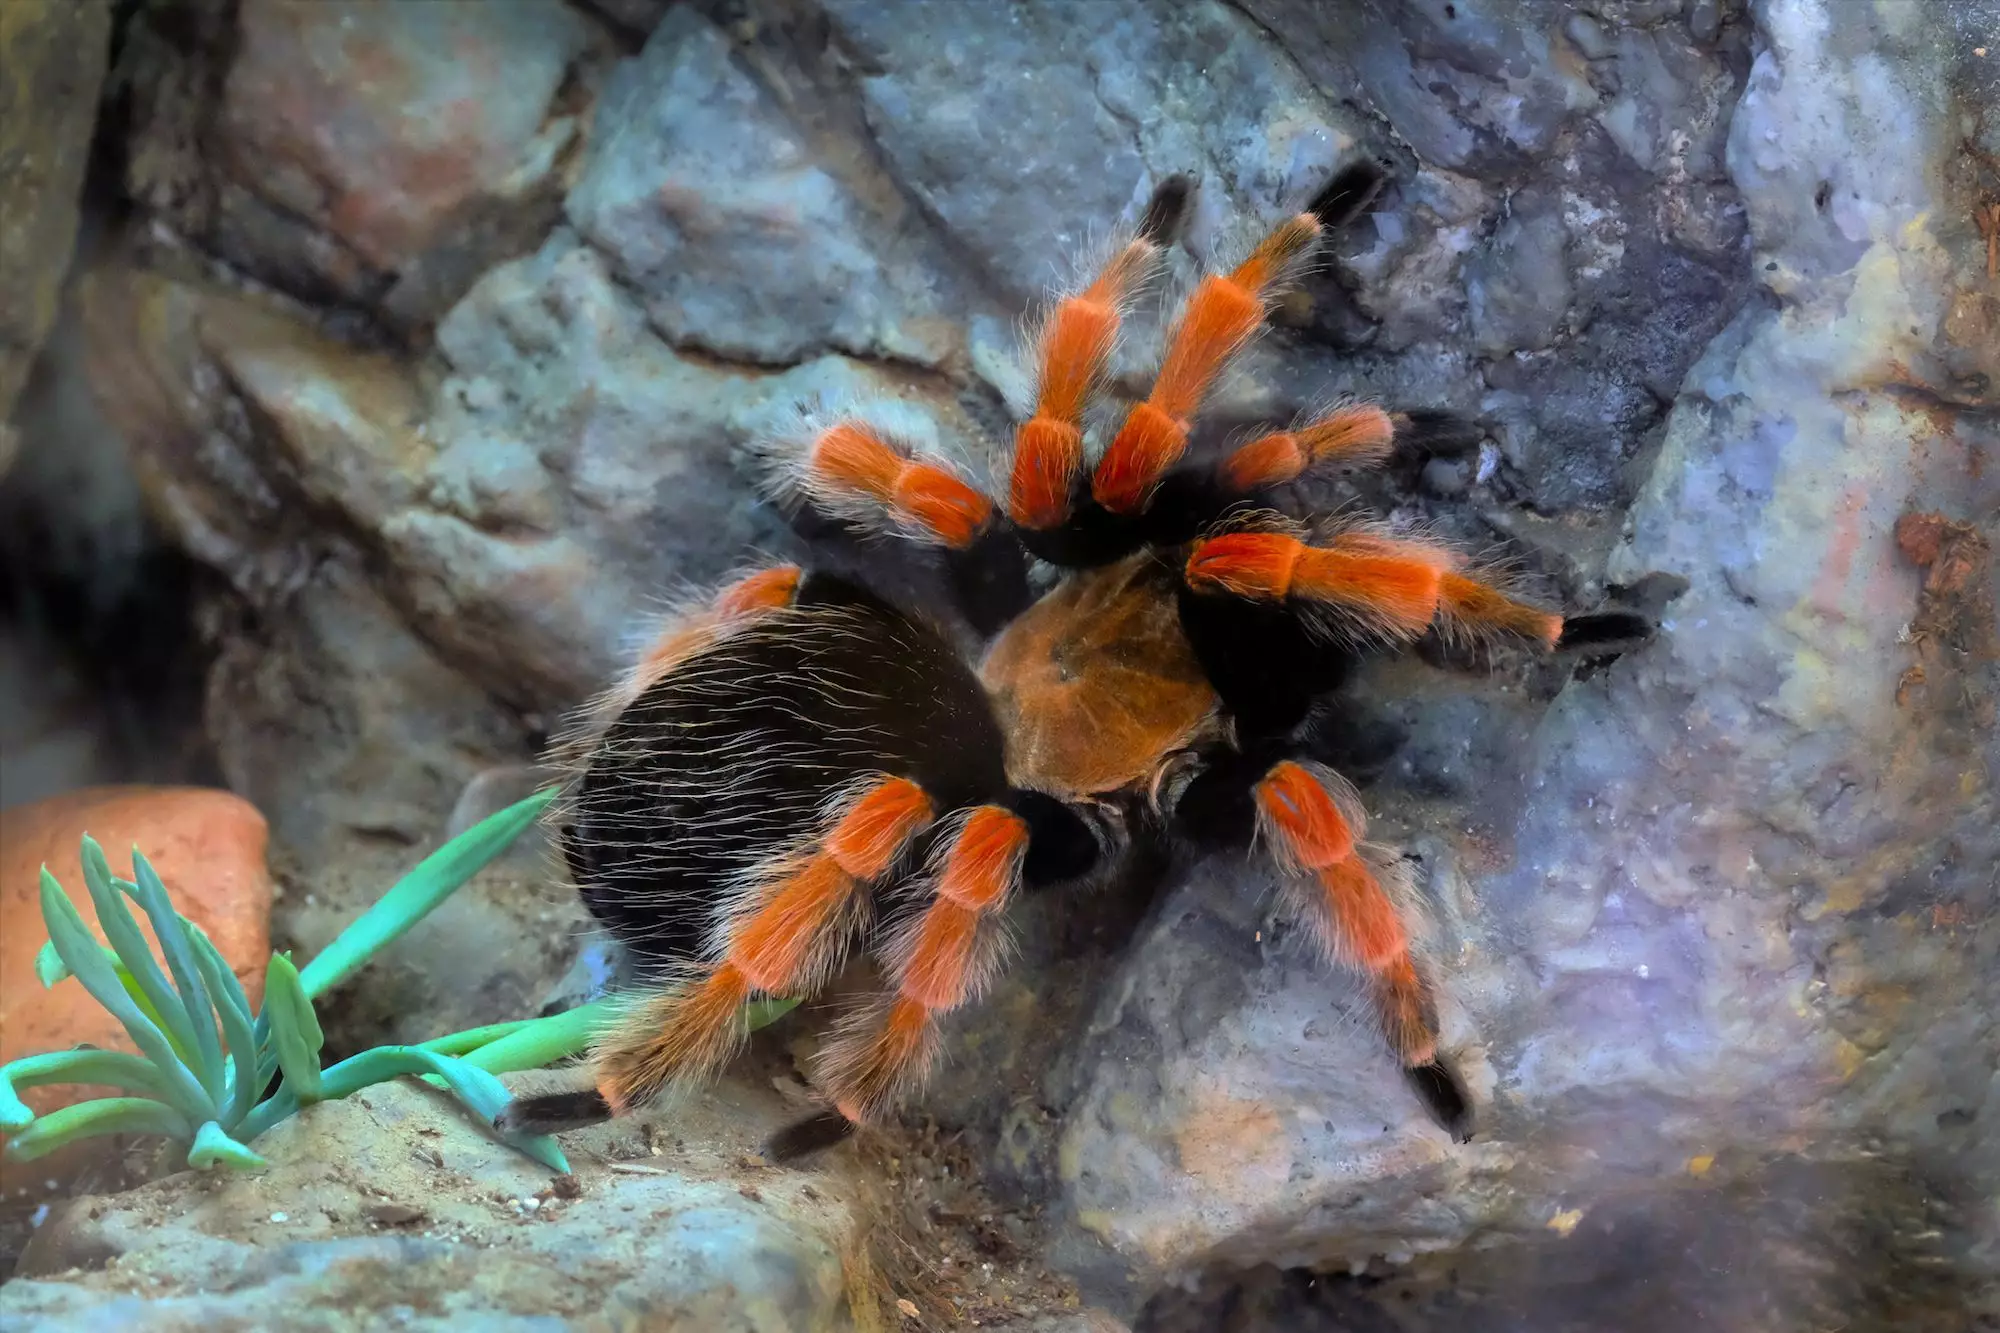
[237,1044,569,1173]
[263,953,324,1104]
[449,998,609,1076]
[296,787,556,1000]
[188,928,261,1126]
[744,995,803,1031]
[416,1016,535,1058]
[125,855,227,1104]
[181,916,255,1028]
[188,1120,267,1170]
[37,869,215,1122]
[76,839,208,1085]
[1,1096,193,1163]
[0,1048,189,1132]
[34,938,69,989]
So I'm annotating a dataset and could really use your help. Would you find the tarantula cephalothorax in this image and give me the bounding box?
[500,166,1651,1162]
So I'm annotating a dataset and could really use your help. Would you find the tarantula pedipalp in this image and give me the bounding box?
[500,166,1652,1161]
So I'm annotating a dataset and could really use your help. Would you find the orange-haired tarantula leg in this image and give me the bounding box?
[1218,402,1397,494]
[1252,760,1471,1138]
[1008,236,1170,531]
[624,562,801,693]
[787,419,995,549]
[766,805,1034,1160]
[1009,174,1189,531]
[1434,570,1564,649]
[500,775,935,1135]
[1184,529,1451,643]
[1091,210,1326,514]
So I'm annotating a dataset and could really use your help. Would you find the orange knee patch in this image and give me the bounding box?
[890,466,992,548]
[935,807,1030,911]
[809,422,904,499]
[1219,433,1310,492]
[1184,531,1305,599]
[825,778,934,880]
[1255,761,1357,870]
[806,421,992,547]
[1009,417,1085,529]
[714,565,801,617]
[1093,401,1189,514]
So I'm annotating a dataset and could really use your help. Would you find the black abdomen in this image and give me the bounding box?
[560,574,1008,968]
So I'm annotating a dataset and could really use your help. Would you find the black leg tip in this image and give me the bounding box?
[497,1089,613,1137]
[1392,408,1486,457]
[1406,1060,1475,1143]
[1307,159,1391,230]
[1556,611,1656,653]
[764,1110,856,1164]
[1137,173,1197,246]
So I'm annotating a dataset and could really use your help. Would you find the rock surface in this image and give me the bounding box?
[1048,1,2000,1325]
[0,1077,864,1331]
[29,0,2000,1326]
[0,0,111,476]
[205,0,591,330]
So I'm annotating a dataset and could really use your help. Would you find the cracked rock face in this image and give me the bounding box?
[49,0,2000,1326]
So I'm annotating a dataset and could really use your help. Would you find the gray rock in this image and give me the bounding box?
[567,7,954,366]
[1048,0,2000,1323]
[0,1079,861,1331]
[49,0,2000,1325]
[128,0,594,330]
[0,0,111,477]
[1243,0,1753,512]
[572,0,674,41]
[1465,186,1572,355]
[826,0,1362,304]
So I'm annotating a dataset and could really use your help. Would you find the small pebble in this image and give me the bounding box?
[523,1197,541,1211]
[1422,456,1471,497]
[269,1212,288,1223]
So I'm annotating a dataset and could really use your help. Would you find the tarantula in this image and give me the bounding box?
[500,165,1649,1161]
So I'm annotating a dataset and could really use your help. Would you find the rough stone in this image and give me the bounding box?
[196,561,580,1056]
[567,6,955,365]
[825,0,1361,306]
[45,0,2000,1325]
[206,0,590,328]
[0,1078,863,1331]
[0,0,111,476]
[1464,185,1572,355]
[1045,1,2000,1324]
[1241,0,1753,514]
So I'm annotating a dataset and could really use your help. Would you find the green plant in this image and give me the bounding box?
[0,788,807,1177]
